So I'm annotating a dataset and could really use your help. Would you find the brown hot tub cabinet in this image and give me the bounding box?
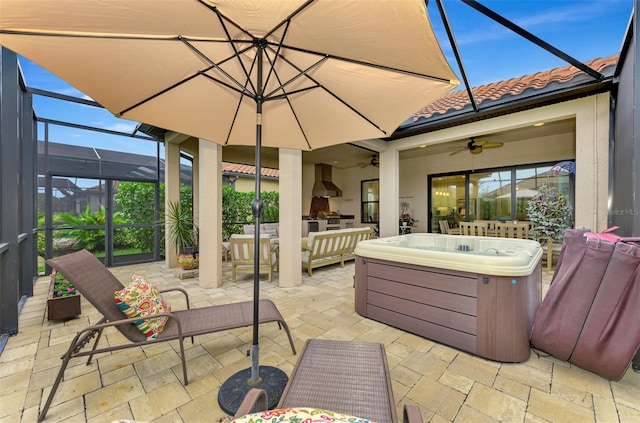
[355,256,542,362]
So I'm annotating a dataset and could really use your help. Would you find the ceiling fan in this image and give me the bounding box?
[358,154,379,168]
[449,137,504,156]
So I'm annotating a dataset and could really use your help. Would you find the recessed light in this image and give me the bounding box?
[533,122,545,127]
[419,144,426,148]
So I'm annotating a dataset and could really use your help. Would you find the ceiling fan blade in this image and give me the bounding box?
[483,142,504,148]
[449,148,467,156]
[473,140,488,147]
[470,147,483,154]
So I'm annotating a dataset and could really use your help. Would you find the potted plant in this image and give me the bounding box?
[400,213,415,227]
[165,200,199,269]
[47,270,81,320]
[526,185,573,243]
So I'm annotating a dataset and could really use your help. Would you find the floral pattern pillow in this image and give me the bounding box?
[232,408,374,423]
[114,275,170,339]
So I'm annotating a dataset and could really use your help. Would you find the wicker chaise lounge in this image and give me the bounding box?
[39,249,296,422]
[235,339,422,423]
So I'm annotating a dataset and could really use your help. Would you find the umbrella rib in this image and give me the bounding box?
[262,54,327,100]
[264,46,388,136]
[261,52,313,150]
[261,20,292,98]
[198,1,258,95]
[118,72,200,116]
[271,42,453,84]
[224,53,260,145]
[263,0,316,40]
[120,65,252,117]
[195,0,253,40]
[0,29,181,41]
[179,36,255,97]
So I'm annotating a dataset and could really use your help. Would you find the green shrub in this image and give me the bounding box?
[222,186,279,241]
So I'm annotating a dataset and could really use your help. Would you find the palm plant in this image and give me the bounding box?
[165,199,198,254]
[57,204,125,253]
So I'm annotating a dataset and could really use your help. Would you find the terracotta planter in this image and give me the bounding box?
[47,273,81,321]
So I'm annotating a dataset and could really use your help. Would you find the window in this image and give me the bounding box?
[430,175,464,232]
[361,179,379,224]
[428,162,574,232]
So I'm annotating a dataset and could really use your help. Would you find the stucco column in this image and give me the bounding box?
[379,149,400,238]
[198,139,223,288]
[164,139,181,268]
[192,146,200,229]
[575,93,609,232]
[278,149,302,287]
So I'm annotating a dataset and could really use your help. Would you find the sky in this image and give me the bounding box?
[14,0,634,154]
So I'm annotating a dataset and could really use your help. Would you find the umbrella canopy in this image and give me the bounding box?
[0,0,459,150]
[498,189,540,198]
[1,0,459,413]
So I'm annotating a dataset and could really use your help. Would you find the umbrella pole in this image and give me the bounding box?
[250,97,263,383]
[250,43,266,384]
[218,43,288,416]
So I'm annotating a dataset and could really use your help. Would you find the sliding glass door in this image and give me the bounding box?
[429,162,574,232]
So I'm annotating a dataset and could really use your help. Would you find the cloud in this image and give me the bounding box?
[514,3,604,28]
[450,0,630,47]
[100,122,137,133]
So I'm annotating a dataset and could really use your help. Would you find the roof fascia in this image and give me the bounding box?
[389,79,613,140]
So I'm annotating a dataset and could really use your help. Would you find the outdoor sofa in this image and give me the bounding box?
[301,227,373,276]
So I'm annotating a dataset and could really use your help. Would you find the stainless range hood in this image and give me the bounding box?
[312,163,342,197]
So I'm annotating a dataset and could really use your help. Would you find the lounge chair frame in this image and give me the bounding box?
[235,339,422,423]
[39,249,296,422]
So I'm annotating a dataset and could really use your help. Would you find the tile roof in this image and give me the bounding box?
[222,162,279,178]
[411,54,619,122]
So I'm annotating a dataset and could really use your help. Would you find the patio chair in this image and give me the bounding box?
[234,339,423,423]
[495,222,529,239]
[438,219,450,234]
[459,221,488,236]
[222,241,230,262]
[229,234,278,282]
[38,249,296,422]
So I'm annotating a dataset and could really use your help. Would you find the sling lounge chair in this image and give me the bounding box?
[39,249,296,422]
[234,339,422,423]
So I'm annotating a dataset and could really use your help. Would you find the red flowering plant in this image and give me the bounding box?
[52,270,77,298]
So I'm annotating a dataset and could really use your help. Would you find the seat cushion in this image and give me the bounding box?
[263,229,278,237]
[114,275,170,339]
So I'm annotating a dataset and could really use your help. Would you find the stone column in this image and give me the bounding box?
[379,149,400,238]
[278,149,302,287]
[575,93,609,232]
[198,139,223,288]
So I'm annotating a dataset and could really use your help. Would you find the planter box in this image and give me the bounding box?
[47,273,81,321]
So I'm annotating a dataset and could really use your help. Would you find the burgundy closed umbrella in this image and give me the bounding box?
[1,0,459,414]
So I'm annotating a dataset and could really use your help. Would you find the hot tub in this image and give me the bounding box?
[354,233,543,362]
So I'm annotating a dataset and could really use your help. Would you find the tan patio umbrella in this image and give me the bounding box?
[1,0,459,413]
[497,189,540,198]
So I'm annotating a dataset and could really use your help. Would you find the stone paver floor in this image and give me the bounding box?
[0,259,638,422]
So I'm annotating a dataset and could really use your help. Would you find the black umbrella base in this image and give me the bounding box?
[218,366,288,416]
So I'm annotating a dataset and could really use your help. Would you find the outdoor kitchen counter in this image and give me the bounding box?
[354,234,543,362]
